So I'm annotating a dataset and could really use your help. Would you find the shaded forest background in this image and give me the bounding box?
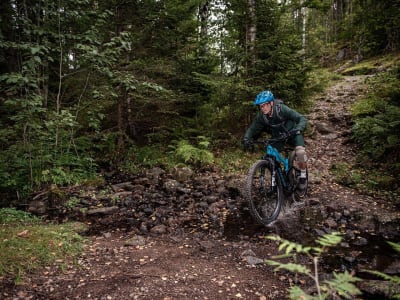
[1,0,399,204]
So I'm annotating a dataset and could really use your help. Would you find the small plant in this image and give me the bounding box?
[65,197,81,208]
[0,208,40,224]
[172,136,214,166]
[330,163,362,187]
[266,232,361,300]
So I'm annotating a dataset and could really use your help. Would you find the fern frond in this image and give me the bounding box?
[324,271,362,299]
[265,260,311,275]
[289,286,322,300]
[316,232,342,248]
[388,242,400,253]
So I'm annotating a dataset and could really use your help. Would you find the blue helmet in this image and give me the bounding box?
[253,90,274,105]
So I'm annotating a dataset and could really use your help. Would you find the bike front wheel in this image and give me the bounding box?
[245,159,283,226]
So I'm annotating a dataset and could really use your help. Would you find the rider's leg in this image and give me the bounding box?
[295,145,308,190]
[295,145,307,178]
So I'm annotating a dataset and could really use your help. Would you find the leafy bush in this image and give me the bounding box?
[352,65,400,174]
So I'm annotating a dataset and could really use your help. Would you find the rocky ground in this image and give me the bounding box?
[1,75,400,300]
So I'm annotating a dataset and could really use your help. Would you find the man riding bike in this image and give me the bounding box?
[242,90,308,190]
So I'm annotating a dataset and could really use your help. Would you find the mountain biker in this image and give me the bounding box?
[242,90,308,190]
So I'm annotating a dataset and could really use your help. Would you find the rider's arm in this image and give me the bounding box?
[243,111,268,140]
[280,105,307,132]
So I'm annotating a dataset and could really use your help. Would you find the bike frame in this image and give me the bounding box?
[263,143,296,194]
[266,145,289,172]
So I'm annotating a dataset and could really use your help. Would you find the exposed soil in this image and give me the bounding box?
[1,75,399,300]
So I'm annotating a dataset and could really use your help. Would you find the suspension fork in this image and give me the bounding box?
[276,165,287,189]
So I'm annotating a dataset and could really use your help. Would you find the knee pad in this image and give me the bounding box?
[295,146,307,163]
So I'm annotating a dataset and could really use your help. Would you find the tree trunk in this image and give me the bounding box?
[116,85,125,151]
[247,0,256,68]
[198,1,210,57]
[126,94,136,138]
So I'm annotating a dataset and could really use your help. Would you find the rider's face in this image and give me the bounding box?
[260,101,273,115]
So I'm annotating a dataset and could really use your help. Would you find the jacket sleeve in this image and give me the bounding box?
[281,104,307,132]
[243,111,268,140]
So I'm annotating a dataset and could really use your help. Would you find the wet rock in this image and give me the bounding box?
[150,224,167,234]
[245,256,264,266]
[173,166,194,182]
[322,133,339,140]
[194,175,215,187]
[198,240,215,251]
[353,237,368,246]
[124,235,146,246]
[383,260,400,275]
[358,280,400,298]
[113,191,132,198]
[308,198,321,205]
[176,187,192,194]
[204,195,219,203]
[315,122,335,134]
[163,179,181,193]
[241,249,257,257]
[28,200,47,215]
[139,223,148,233]
[324,217,337,228]
[87,206,119,215]
[111,182,136,192]
[146,167,166,185]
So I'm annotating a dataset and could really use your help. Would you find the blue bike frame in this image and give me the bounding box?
[266,145,289,172]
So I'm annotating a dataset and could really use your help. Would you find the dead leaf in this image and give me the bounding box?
[17,230,29,237]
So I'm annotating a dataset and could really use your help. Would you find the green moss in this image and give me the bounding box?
[0,210,84,281]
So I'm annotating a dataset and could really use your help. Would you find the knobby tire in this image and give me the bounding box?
[245,159,283,226]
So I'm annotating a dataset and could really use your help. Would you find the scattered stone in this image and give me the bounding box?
[150,224,167,234]
[245,256,264,266]
[315,122,335,134]
[324,217,337,228]
[87,206,119,215]
[111,182,136,192]
[124,235,146,247]
[353,237,368,246]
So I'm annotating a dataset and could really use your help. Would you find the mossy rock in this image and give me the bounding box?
[374,175,397,189]
[341,66,377,76]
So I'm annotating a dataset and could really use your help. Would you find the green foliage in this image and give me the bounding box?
[0,208,40,225]
[0,217,84,281]
[330,163,362,187]
[172,136,214,167]
[304,69,342,100]
[214,148,254,174]
[266,232,361,300]
[330,162,398,199]
[351,65,400,175]
[121,144,175,173]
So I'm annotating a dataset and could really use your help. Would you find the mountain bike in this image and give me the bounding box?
[245,132,308,226]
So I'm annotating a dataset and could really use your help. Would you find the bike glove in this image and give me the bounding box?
[242,138,254,151]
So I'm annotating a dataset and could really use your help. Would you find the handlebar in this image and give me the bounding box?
[248,130,299,147]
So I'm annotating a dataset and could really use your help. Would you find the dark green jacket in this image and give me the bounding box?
[244,101,307,149]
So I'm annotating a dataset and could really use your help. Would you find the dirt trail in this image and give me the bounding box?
[306,76,397,214]
[1,76,399,300]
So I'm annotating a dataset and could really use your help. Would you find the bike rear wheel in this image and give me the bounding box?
[245,159,283,226]
[288,167,308,201]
